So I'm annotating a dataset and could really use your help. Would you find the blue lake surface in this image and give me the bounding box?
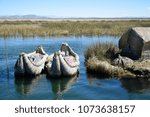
[0,36,150,100]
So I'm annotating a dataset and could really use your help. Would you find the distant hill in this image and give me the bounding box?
[1,15,150,19]
[0,15,49,19]
[0,15,150,21]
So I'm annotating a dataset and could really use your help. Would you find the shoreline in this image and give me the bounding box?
[0,18,150,21]
[0,18,150,22]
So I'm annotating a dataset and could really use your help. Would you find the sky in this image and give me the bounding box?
[0,0,150,17]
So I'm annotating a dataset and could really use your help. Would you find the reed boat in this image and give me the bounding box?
[15,46,48,76]
[46,43,80,77]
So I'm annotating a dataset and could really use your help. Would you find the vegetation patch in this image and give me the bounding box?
[1,20,150,37]
[84,43,150,78]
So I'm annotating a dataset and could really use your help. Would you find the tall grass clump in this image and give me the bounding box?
[84,43,135,77]
[85,43,118,63]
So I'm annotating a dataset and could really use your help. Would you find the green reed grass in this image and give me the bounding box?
[0,20,150,37]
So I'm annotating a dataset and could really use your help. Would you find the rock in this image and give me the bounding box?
[119,27,150,60]
[112,54,133,68]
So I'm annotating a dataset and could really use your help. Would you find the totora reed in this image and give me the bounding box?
[1,20,150,37]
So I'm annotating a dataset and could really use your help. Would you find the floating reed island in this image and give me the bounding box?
[1,20,150,37]
[85,27,150,78]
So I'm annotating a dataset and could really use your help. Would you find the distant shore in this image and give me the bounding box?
[0,18,150,21]
[0,19,150,37]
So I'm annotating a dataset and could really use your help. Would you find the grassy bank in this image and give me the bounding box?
[84,43,136,78]
[84,43,150,78]
[84,43,119,75]
[0,20,150,37]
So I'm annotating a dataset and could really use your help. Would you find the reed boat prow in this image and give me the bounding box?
[15,46,48,76]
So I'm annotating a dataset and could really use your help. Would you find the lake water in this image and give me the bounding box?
[0,36,150,100]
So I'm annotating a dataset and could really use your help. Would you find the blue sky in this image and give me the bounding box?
[0,0,150,17]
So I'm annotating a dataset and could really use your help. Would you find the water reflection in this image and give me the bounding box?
[120,78,150,93]
[47,75,78,100]
[15,74,78,99]
[87,73,150,95]
[87,74,104,86]
[14,75,45,95]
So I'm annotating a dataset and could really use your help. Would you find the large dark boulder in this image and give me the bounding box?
[119,27,150,60]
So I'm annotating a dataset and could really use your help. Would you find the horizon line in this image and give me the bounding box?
[0,15,150,19]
